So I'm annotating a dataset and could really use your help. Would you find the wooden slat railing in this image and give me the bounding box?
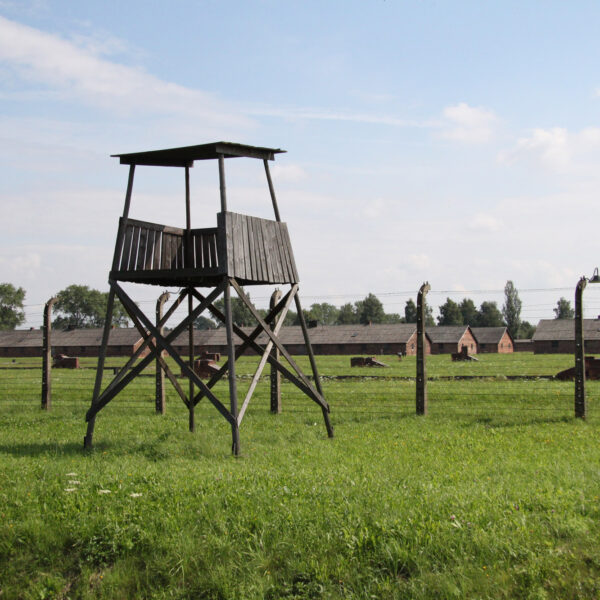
[116,217,220,274]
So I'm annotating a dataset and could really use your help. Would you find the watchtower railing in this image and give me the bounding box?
[112,212,298,285]
[116,217,220,274]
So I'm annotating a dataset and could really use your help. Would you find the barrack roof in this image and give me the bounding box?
[112,142,285,167]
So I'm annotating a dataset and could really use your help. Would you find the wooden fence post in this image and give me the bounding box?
[41,297,57,410]
[270,289,282,413]
[416,282,430,416]
[155,291,170,414]
[575,276,587,419]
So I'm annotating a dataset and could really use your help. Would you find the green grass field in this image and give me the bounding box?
[1,353,600,599]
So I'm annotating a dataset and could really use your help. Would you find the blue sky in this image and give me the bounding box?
[2,0,600,327]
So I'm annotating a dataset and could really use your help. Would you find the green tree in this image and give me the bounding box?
[53,285,129,329]
[553,297,574,319]
[517,321,536,339]
[306,303,340,325]
[404,299,417,323]
[337,302,359,324]
[459,298,479,326]
[194,315,217,330]
[502,280,522,338]
[357,293,386,324]
[383,312,404,324]
[405,298,435,326]
[214,287,255,327]
[437,298,463,325]
[425,306,435,327]
[477,301,505,327]
[0,283,26,330]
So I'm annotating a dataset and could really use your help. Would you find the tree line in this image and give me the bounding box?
[0,281,579,338]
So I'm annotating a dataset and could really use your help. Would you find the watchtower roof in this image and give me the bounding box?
[112,142,286,167]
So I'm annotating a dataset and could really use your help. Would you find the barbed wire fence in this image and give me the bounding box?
[0,354,596,427]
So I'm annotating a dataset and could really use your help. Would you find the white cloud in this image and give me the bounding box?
[468,213,503,232]
[0,15,251,128]
[246,105,433,128]
[499,126,600,172]
[500,127,570,169]
[441,102,497,143]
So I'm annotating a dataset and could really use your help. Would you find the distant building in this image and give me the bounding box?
[513,339,533,352]
[0,323,432,358]
[428,326,477,354]
[0,328,149,358]
[471,327,514,353]
[532,319,600,354]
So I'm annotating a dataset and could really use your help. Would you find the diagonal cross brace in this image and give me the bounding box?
[189,286,296,405]
[238,286,297,424]
[99,288,188,401]
[194,282,329,413]
[86,282,227,422]
[125,300,189,407]
[111,282,236,427]
[231,280,328,407]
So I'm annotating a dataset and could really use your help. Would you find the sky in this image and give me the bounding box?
[2,0,600,328]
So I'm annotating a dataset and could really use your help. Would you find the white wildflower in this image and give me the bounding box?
[66,472,77,476]
[98,489,111,494]
[64,488,76,492]
[68,480,80,485]
[129,493,142,498]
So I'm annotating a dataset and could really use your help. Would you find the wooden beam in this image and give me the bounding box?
[188,286,294,405]
[575,276,587,419]
[86,283,224,421]
[416,282,431,416]
[238,286,296,425]
[224,280,241,455]
[111,282,236,427]
[155,291,170,414]
[41,296,57,410]
[293,293,333,438]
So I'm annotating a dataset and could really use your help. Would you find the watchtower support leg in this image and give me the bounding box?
[188,289,195,432]
[575,277,587,419]
[224,279,241,455]
[41,297,57,410]
[84,286,116,449]
[416,282,430,416]
[294,294,333,438]
[155,291,170,414]
[270,289,282,413]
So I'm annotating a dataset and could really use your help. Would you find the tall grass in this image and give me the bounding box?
[1,354,599,598]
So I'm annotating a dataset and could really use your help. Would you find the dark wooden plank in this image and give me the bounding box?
[273,222,291,282]
[232,212,245,279]
[267,220,282,282]
[136,228,148,271]
[280,223,299,282]
[279,224,295,282]
[144,230,155,270]
[161,234,172,269]
[223,212,235,277]
[127,226,140,271]
[250,216,260,281]
[202,232,210,268]
[247,216,259,281]
[120,224,134,271]
[209,232,217,268]
[153,232,162,270]
[241,214,252,280]
[193,233,202,269]
[258,219,274,283]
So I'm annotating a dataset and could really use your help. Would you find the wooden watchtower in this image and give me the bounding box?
[84,142,333,455]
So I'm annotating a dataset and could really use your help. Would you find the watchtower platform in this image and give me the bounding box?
[84,142,333,455]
